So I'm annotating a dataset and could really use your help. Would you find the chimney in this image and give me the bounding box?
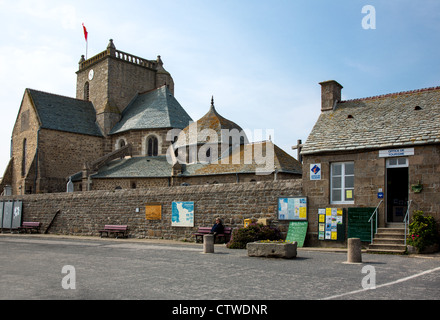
[319,80,343,112]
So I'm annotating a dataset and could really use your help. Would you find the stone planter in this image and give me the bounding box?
[407,243,439,254]
[247,241,297,259]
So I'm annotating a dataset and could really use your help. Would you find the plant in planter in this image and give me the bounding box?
[227,223,282,249]
[407,210,439,253]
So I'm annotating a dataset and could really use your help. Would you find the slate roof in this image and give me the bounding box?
[91,156,172,178]
[91,141,302,179]
[301,86,440,155]
[184,141,302,176]
[175,100,247,148]
[27,89,103,137]
[110,86,193,134]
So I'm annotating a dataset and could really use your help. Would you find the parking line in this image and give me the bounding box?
[322,266,440,300]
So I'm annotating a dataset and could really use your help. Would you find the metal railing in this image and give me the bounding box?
[368,200,383,244]
[403,200,412,246]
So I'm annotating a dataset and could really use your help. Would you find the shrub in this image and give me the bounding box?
[407,210,439,251]
[227,223,282,249]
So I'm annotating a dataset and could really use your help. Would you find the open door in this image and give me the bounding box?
[386,158,409,223]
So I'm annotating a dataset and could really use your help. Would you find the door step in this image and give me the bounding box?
[366,227,407,254]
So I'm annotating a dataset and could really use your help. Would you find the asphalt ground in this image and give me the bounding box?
[1,234,439,304]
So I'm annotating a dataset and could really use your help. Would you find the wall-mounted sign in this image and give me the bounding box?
[171,201,194,227]
[278,197,307,221]
[145,203,162,220]
[310,164,321,180]
[379,148,414,158]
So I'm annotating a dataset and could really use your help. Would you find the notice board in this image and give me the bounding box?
[318,208,346,241]
[285,221,308,247]
[278,197,307,220]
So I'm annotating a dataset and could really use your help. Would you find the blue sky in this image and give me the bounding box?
[0,0,439,175]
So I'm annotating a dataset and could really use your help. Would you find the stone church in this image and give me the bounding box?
[1,40,301,195]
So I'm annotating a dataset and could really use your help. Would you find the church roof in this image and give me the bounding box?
[26,89,103,137]
[109,86,193,134]
[175,98,247,147]
[91,156,172,179]
[301,86,440,155]
[185,141,302,176]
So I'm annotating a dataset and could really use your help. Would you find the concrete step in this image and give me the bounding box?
[376,227,405,235]
[374,233,406,240]
[366,248,407,254]
[367,243,407,254]
[367,227,408,254]
[372,238,405,245]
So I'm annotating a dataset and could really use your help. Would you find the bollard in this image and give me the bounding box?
[347,238,362,263]
[203,234,214,254]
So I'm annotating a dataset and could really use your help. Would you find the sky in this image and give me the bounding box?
[0,0,439,174]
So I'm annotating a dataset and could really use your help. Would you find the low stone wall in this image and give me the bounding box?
[6,180,302,241]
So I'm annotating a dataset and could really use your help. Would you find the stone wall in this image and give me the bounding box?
[8,180,303,241]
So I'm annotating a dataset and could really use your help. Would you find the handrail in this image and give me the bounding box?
[403,200,412,246]
[368,200,383,244]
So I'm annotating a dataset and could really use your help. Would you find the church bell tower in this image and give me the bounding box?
[76,39,175,135]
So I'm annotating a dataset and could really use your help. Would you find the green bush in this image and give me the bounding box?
[407,210,439,251]
[227,223,282,249]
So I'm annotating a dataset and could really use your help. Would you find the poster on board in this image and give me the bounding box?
[145,203,162,220]
[171,201,194,227]
[278,197,307,220]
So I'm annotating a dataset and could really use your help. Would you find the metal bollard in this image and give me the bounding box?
[347,238,362,263]
[203,234,214,253]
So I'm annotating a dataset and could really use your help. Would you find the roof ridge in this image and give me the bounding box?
[340,85,440,103]
[26,88,92,104]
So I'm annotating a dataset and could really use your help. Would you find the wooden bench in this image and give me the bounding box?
[193,227,232,244]
[98,225,128,238]
[18,222,41,233]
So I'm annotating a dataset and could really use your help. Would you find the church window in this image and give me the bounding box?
[147,136,158,156]
[22,139,27,177]
[84,82,90,101]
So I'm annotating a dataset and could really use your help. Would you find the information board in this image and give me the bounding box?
[285,221,308,247]
[318,208,345,241]
[278,197,307,220]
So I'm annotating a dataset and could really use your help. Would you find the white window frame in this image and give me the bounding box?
[386,157,408,168]
[330,161,355,204]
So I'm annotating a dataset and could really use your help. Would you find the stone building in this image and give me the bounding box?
[300,80,440,248]
[1,40,301,195]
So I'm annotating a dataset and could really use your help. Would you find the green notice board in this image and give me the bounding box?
[347,207,375,242]
[286,221,308,247]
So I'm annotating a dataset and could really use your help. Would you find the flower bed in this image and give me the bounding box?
[247,241,297,259]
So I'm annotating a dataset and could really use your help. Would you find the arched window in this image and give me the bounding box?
[21,139,27,177]
[147,136,158,156]
[84,82,90,101]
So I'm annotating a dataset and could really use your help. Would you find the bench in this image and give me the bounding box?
[193,227,232,244]
[18,222,41,233]
[98,225,128,238]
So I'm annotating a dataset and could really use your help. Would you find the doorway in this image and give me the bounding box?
[386,158,409,223]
